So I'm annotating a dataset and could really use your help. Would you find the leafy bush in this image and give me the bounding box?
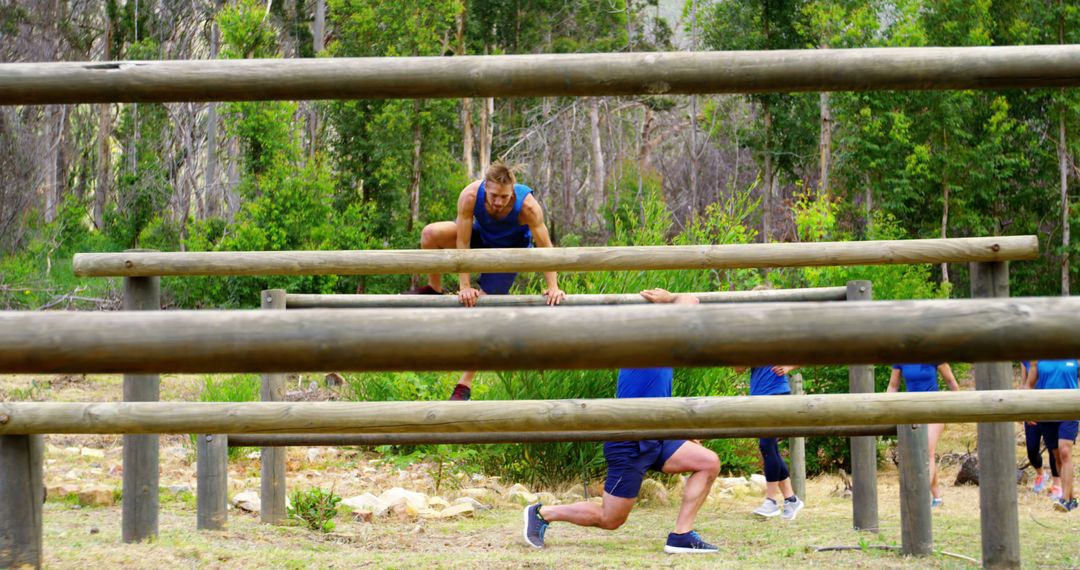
[288,487,342,533]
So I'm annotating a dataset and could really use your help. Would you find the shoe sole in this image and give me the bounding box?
[664,546,719,554]
[1053,502,1069,513]
[522,505,543,548]
[753,510,781,518]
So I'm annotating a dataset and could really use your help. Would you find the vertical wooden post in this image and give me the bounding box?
[122,270,160,543]
[789,373,807,500]
[897,424,932,556]
[846,280,878,532]
[196,434,228,530]
[0,434,43,569]
[260,289,288,525]
[970,262,1020,569]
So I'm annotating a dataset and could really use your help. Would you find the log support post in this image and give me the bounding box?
[197,434,228,530]
[897,424,932,556]
[0,434,43,569]
[970,261,1020,569]
[122,269,160,543]
[789,373,807,500]
[847,280,878,532]
[260,289,288,525]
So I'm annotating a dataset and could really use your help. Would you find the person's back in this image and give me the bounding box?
[616,367,673,399]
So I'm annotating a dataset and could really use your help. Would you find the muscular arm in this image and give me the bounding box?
[1022,361,1038,390]
[520,195,564,305]
[938,363,960,391]
[456,183,479,297]
[886,368,901,393]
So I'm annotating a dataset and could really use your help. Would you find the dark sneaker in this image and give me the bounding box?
[449,384,472,401]
[664,530,718,554]
[523,503,548,548]
[401,284,443,295]
[1054,498,1078,512]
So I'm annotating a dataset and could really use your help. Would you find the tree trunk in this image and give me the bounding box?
[940,128,950,284]
[203,0,223,219]
[407,101,423,233]
[688,0,698,217]
[1060,3,1070,296]
[479,96,492,174]
[313,0,325,53]
[589,97,605,228]
[43,106,60,223]
[762,100,773,243]
[457,10,473,178]
[819,91,832,197]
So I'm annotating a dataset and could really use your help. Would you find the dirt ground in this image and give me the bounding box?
[3,373,1079,569]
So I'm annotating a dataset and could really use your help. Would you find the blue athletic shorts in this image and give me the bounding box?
[469,227,524,295]
[602,440,686,499]
[1039,420,1080,449]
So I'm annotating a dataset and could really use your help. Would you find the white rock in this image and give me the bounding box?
[379,487,428,511]
[453,497,490,511]
[422,502,474,519]
[232,491,261,513]
[507,484,538,506]
[749,474,768,494]
[428,496,451,510]
[341,493,389,517]
[80,447,105,459]
[717,477,749,490]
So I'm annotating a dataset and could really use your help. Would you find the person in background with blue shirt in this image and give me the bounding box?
[1022,359,1079,512]
[523,289,720,554]
[733,365,805,521]
[404,162,565,400]
[1020,361,1060,499]
[887,363,960,507]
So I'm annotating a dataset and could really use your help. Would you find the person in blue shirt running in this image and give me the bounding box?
[523,289,720,554]
[887,363,959,507]
[1022,359,1079,512]
[733,365,805,521]
[1020,361,1060,498]
[404,162,565,400]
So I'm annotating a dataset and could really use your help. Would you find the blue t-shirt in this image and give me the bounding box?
[472,181,533,247]
[749,367,790,396]
[893,363,941,393]
[1034,359,1079,390]
[616,368,673,399]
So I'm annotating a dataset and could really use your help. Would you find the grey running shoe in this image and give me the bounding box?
[752,498,781,518]
[781,496,804,521]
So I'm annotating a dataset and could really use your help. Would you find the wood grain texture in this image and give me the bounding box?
[196,434,227,531]
[3,47,1080,105]
[121,275,159,544]
[259,290,287,525]
[0,435,43,570]
[847,280,878,532]
[0,390,1077,435]
[227,425,898,447]
[72,236,1038,277]
[2,296,1077,374]
[284,287,848,308]
[897,424,932,556]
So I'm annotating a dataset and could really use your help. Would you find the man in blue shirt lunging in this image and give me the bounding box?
[522,289,720,554]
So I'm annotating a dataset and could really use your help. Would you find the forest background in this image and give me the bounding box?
[1,0,1078,485]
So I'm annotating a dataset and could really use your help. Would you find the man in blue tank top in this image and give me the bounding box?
[404,162,565,400]
[523,289,720,554]
[1023,359,1079,512]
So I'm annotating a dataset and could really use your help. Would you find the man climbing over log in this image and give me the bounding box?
[523,288,720,554]
[404,162,565,400]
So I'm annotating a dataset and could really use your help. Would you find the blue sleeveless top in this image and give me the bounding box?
[1035,359,1079,390]
[616,368,673,399]
[893,363,941,392]
[472,181,533,248]
[749,366,791,396]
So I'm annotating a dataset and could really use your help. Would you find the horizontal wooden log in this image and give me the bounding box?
[227,425,898,446]
[0,391,1077,435]
[72,236,1037,277]
[4,47,1080,105]
[1,296,1079,374]
[284,287,849,308]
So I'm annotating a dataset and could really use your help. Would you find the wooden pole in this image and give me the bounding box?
[285,287,849,308]
[789,373,807,500]
[196,434,228,531]
[5,47,1080,105]
[847,280,878,532]
[0,434,43,570]
[227,425,898,447]
[1,391,1078,435]
[72,236,1038,277]
[971,262,1021,569]
[122,272,159,543]
[5,297,1080,374]
[897,424,932,556]
[259,290,288,525]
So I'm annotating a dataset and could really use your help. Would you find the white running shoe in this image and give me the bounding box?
[781,496,804,521]
[752,498,782,518]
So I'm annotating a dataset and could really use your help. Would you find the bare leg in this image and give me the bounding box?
[661,442,720,533]
[765,478,795,503]
[1058,441,1074,500]
[540,493,635,530]
[927,423,945,499]
[419,221,458,290]
[458,370,476,389]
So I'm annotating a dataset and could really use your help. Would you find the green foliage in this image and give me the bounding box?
[288,487,342,533]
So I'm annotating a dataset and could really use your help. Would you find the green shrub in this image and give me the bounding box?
[196,374,260,458]
[288,487,342,533]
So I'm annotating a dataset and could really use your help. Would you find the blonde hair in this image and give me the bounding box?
[484,161,517,186]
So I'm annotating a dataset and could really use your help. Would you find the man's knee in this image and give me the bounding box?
[598,513,629,530]
[703,451,721,477]
[420,223,442,246]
